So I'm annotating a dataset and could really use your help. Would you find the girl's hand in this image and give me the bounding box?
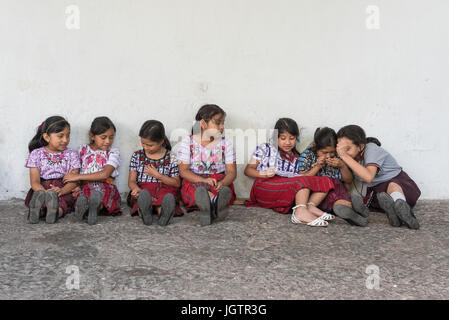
[49,185,61,195]
[72,186,81,198]
[261,167,276,178]
[215,181,224,191]
[317,156,326,167]
[336,142,350,158]
[144,165,162,179]
[203,177,217,187]
[130,187,142,198]
[63,171,79,184]
[326,158,345,168]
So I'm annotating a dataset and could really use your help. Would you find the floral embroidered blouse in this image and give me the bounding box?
[78,144,120,178]
[176,135,236,175]
[129,149,179,183]
[25,147,81,180]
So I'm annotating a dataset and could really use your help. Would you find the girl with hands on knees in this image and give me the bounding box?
[336,125,420,229]
[127,120,182,226]
[25,116,80,224]
[177,104,237,226]
[244,119,335,228]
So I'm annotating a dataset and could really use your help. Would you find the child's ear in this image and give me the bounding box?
[88,132,94,142]
[200,119,207,130]
[42,133,50,143]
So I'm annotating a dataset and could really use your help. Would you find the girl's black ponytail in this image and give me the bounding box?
[163,136,172,151]
[28,123,46,153]
[28,116,70,153]
[366,137,381,146]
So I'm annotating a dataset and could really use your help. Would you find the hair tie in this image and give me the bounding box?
[39,122,45,131]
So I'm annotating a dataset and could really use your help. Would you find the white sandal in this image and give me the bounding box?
[291,204,328,227]
[307,202,336,221]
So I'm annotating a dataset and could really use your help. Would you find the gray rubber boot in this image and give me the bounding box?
[215,186,231,222]
[75,195,88,221]
[351,193,370,218]
[159,193,175,226]
[29,190,46,224]
[45,190,59,224]
[138,189,153,226]
[333,204,369,227]
[195,187,212,226]
[88,191,102,226]
[394,199,420,230]
[377,192,401,227]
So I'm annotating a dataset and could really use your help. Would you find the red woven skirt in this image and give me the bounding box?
[127,182,183,216]
[78,182,122,216]
[181,173,237,211]
[318,178,351,212]
[24,178,76,216]
[244,175,334,214]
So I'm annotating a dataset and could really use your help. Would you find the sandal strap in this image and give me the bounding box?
[308,216,328,226]
[292,204,307,211]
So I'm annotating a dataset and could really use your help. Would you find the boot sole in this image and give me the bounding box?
[195,187,211,226]
[75,195,88,221]
[29,190,46,224]
[394,199,420,230]
[377,192,401,227]
[138,190,153,225]
[159,194,175,226]
[351,194,370,218]
[45,191,59,224]
[215,187,231,221]
[333,204,369,227]
[88,191,102,225]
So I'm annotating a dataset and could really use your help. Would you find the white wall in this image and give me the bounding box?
[1,0,448,200]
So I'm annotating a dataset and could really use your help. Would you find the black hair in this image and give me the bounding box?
[192,104,226,135]
[274,118,301,155]
[28,116,70,152]
[336,125,381,147]
[139,120,172,150]
[313,127,337,151]
[90,116,116,136]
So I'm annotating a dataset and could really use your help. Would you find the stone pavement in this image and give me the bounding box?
[0,198,448,300]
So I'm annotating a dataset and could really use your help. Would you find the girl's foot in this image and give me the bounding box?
[307,202,335,221]
[45,190,59,224]
[195,187,212,226]
[75,195,88,221]
[138,189,153,226]
[88,191,102,225]
[351,194,370,218]
[291,205,328,227]
[159,194,175,226]
[29,190,46,224]
[333,205,369,227]
[394,199,420,230]
[377,192,401,227]
[215,186,231,222]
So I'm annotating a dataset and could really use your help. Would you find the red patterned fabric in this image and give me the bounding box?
[244,175,334,214]
[181,173,236,211]
[318,178,351,212]
[127,182,183,216]
[79,182,122,216]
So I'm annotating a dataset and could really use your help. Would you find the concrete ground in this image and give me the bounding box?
[0,198,448,300]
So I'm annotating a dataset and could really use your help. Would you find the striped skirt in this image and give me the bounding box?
[244,175,335,214]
